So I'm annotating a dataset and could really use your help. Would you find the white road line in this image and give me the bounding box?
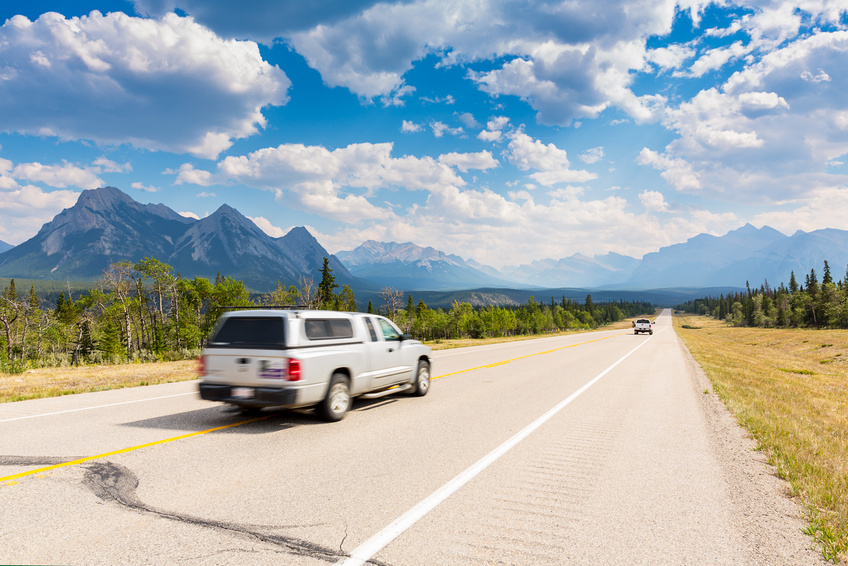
[0,392,196,424]
[338,335,652,566]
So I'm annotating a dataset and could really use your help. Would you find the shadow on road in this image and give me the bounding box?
[118,394,412,433]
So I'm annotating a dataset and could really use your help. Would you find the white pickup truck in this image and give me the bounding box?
[633,318,653,335]
[198,309,432,421]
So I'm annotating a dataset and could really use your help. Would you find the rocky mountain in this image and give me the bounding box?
[336,241,518,290]
[0,240,12,254]
[0,187,353,291]
[500,252,640,288]
[0,186,193,281]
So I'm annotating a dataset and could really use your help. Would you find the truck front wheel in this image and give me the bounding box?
[410,360,430,397]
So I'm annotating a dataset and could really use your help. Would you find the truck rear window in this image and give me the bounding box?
[208,317,285,349]
[304,318,354,340]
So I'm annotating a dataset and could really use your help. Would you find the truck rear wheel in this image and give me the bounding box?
[318,373,351,422]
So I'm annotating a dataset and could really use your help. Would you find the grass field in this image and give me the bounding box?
[0,359,198,403]
[674,313,848,563]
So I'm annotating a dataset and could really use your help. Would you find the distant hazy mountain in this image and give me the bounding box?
[501,252,640,288]
[0,186,353,291]
[713,228,848,288]
[0,240,12,254]
[622,224,848,289]
[336,241,519,290]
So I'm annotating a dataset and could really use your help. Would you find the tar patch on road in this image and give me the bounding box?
[0,455,86,466]
[80,460,389,565]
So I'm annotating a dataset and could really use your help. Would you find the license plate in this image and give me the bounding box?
[231,387,254,399]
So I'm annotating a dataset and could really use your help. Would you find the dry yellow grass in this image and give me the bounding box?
[674,313,848,563]
[0,360,198,403]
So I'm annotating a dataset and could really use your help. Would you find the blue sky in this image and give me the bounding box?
[1,0,847,268]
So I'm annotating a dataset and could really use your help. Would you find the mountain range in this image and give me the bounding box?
[1,186,846,296]
[619,224,848,290]
[499,252,641,288]
[0,186,354,291]
[335,241,516,291]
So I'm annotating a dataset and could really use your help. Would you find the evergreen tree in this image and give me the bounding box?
[789,271,798,294]
[317,257,338,309]
[367,300,373,314]
[807,269,819,298]
[338,285,357,312]
[822,260,833,285]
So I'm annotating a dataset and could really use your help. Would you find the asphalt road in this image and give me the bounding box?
[0,310,825,565]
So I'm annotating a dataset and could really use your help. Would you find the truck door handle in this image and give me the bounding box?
[388,348,394,353]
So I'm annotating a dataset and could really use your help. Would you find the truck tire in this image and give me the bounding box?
[410,360,430,397]
[318,373,351,422]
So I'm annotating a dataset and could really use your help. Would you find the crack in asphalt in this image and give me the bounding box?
[81,460,391,565]
[340,521,349,555]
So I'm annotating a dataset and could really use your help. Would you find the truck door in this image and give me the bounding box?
[364,316,410,389]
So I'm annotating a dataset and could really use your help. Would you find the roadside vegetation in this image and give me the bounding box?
[677,260,848,329]
[0,256,651,375]
[674,313,848,563]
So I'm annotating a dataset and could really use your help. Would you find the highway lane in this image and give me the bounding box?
[0,311,823,565]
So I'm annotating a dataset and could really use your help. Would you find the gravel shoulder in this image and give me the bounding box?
[676,331,827,565]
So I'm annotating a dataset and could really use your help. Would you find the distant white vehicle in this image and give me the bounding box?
[198,309,432,421]
[633,318,653,335]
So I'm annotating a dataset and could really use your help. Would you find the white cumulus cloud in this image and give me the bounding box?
[0,11,290,159]
[438,151,499,173]
[507,132,597,185]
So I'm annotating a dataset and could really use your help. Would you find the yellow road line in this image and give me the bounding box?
[431,332,628,380]
[0,415,268,485]
[2,331,628,486]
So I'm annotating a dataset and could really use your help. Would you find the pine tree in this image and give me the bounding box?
[823,260,833,285]
[317,257,338,309]
[789,271,798,294]
[7,279,17,300]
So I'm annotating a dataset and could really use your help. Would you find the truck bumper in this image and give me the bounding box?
[199,383,299,407]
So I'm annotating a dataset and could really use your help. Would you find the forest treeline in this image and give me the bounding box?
[676,260,848,328]
[0,256,652,373]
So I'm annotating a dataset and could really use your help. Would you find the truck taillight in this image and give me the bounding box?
[197,355,206,377]
[288,358,301,381]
